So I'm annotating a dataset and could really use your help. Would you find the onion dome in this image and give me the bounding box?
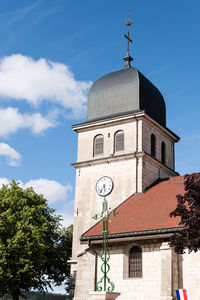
[87,64,166,127]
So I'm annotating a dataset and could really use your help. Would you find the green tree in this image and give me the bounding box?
[0,180,72,300]
[170,173,200,253]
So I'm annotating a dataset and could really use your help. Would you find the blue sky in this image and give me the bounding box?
[0,0,200,294]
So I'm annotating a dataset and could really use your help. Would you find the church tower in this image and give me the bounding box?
[70,19,179,299]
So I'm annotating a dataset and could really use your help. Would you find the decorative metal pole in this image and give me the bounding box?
[123,9,134,68]
[93,196,118,292]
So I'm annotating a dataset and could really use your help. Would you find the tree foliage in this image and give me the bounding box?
[170,173,200,254]
[0,181,72,300]
[0,291,67,300]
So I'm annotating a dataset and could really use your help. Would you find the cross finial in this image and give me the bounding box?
[123,9,134,69]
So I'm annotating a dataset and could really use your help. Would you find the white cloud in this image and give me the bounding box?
[24,112,56,134]
[58,200,74,227]
[60,212,74,228]
[0,107,55,137]
[0,177,10,186]
[0,177,72,204]
[0,143,21,166]
[23,178,72,204]
[0,54,92,117]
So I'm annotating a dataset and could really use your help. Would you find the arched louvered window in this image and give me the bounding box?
[129,246,142,278]
[151,134,156,157]
[161,141,166,164]
[114,130,124,152]
[93,134,104,156]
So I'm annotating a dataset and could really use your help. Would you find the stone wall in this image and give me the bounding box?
[181,251,200,299]
[72,157,137,258]
[72,116,140,260]
[72,114,177,258]
[71,114,179,299]
[73,239,180,300]
[73,248,96,300]
[76,118,138,162]
[72,239,200,300]
[98,240,165,300]
[142,118,175,170]
[142,156,177,192]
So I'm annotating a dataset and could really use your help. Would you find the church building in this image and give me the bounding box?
[69,22,200,300]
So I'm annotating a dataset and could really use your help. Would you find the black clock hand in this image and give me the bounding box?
[100,184,106,193]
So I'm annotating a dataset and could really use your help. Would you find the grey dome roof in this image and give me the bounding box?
[87,66,166,126]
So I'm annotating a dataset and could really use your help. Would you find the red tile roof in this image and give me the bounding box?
[82,175,185,239]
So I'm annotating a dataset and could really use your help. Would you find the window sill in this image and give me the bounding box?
[114,150,124,154]
[123,277,143,281]
[93,154,104,158]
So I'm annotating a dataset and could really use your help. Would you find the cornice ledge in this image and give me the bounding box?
[143,152,179,175]
[72,111,145,132]
[71,152,138,168]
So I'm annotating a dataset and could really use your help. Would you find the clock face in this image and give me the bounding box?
[96,176,114,197]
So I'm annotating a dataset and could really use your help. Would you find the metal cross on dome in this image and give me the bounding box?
[124,9,134,56]
[123,9,134,68]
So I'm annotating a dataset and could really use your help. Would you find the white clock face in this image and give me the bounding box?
[96,176,114,197]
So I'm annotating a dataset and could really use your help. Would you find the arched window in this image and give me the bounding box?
[151,134,156,157]
[129,246,142,278]
[93,134,104,156]
[114,130,124,152]
[161,141,166,164]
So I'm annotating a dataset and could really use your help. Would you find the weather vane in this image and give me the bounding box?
[123,9,134,67]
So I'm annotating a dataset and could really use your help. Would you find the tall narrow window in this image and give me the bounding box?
[151,134,156,157]
[114,130,124,152]
[161,141,166,164]
[93,134,104,156]
[129,246,142,278]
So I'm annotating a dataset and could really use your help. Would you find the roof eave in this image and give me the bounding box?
[81,227,184,242]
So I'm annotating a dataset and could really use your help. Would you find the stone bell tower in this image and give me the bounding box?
[69,19,179,300]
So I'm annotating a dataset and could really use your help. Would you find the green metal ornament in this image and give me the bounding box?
[93,196,118,292]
